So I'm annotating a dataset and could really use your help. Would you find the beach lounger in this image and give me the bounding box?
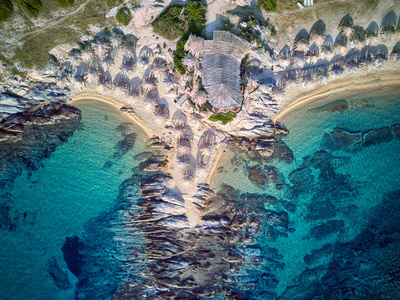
[298,2,304,8]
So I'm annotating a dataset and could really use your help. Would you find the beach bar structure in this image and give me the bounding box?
[185,31,251,112]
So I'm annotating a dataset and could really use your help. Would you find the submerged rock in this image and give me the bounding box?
[139,158,167,172]
[61,236,85,277]
[0,102,81,190]
[309,99,348,113]
[47,258,72,290]
[392,123,400,139]
[113,133,137,159]
[323,128,362,150]
[363,126,393,147]
[309,220,345,240]
[248,164,268,186]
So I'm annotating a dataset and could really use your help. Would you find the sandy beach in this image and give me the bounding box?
[274,69,400,125]
[70,93,158,139]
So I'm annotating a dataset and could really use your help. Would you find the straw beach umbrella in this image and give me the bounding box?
[183,54,196,70]
[340,26,354,39]
[93,42,110,59]
[294,42,309,53]
[177,143,191,157]
[163,74,177,92]
[152,58,167,80]
[192,90,208,107]
[68,49,81,68]
[80,43,94,64]
[142,74,158,93]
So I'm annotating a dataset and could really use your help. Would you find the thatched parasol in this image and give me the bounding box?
[80,44,94,64]
[152,58,167,80]
[340,26,354,39]
[177,143,191,157]
[310,35,325,48]
[142,74,158,93]
[182,54,196,70]
[93,42,110,59]
[85,72,97,85]
[163,74,178,91]
[294,42,309,53]
[68,49,81,68]
[192,90,208,107]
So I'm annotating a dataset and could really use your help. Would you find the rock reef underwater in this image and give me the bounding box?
[1,95,400,299]
[62,118,400,298]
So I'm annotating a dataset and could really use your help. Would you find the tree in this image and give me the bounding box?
[116,7,132,26]
[57,0,74,7]
[0,0,13,22]
[13,0,42,17]
[257,0,276,12]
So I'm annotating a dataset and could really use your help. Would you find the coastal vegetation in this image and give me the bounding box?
[257,0,276,12]
[116,7,132,25]
[208,113,236,125]
[57,0,74,7]
[0,0,13,22]
[106,0,121,7]
[152,5,186,40]
[152,3,206,74]
[13,0,43,17]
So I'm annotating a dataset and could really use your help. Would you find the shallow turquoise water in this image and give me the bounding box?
[213,87,400,297]
[0,101,149,300]
[1,88,399,299]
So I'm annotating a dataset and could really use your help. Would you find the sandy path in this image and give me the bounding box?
[22,0,92,39]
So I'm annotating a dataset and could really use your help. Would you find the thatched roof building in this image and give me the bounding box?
[185,31,251,111]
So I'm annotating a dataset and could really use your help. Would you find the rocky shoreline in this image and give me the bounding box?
[0,99,81,192]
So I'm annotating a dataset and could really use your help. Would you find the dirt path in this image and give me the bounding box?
[22,0,92,39]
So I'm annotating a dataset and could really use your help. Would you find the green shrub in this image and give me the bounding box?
[152,6,186,40]
[173,30,191,74]
[257,0,276,12]
[116,7,132,25]
[209,113,236,125]
[185,2,206,23]
[0,0,13,21]
[171,3,206,74]
[106,0,121,7]
[13,0,42,17]
[57,0,73,7]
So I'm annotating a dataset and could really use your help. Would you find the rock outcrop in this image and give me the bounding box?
[0,102,81,190]
[0,82,70,122]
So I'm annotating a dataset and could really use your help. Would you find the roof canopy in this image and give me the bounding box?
[196,31,250,110]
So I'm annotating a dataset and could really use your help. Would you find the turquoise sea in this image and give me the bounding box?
[212,87,400,298]
[0,101,150,299]
[1,87,400,299]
